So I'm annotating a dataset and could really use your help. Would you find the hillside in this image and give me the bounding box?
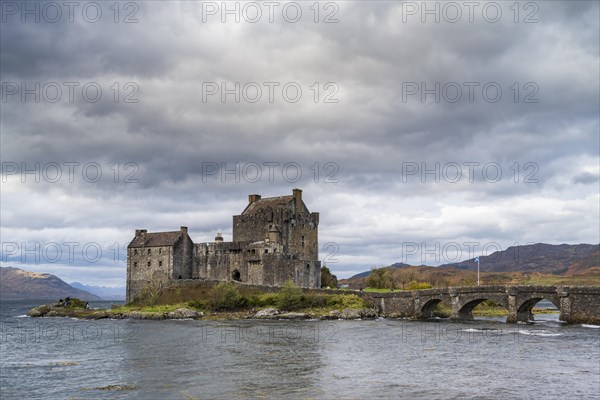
[339,243,600,289]
[440,243,599,274]
[566,248,600,275]
[0,267,102,301]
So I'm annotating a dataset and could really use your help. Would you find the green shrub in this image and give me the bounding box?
[187,299,206,310]
[367,267,390,289]
[320,266,338,288]
[326,294,365,309]
[62,298,88,309]
[248,293,279,308]
[407,281,432,290]
[302,292,328,308]
[276,280,303,310]
[207,282,247,311]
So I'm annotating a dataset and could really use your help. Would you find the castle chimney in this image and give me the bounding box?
[293,189,302,212]
[135,229,147,237]
[248,194,261,204]
[180,226,188,234]
[215,232,223,243]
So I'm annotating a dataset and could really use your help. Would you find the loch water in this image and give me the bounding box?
[1,300,599,399]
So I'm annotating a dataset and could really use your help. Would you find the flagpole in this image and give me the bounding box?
[477,258,480,286]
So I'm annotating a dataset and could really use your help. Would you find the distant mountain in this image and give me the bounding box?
[341,243,599,285]
[70,282,126,300]
[348,262,412,279]
[0,267,102,301]
[440,243,599,274]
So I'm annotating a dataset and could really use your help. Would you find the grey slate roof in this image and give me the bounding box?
[128,231,182,248]
[242,195,294,215]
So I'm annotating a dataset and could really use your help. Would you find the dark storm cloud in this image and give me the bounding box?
[1,1,598,283]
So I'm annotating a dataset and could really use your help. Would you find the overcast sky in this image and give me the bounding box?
[1,1,598,286]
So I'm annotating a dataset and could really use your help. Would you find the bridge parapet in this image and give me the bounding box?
[369,285,600,324]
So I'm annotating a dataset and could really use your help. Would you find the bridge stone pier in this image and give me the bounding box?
[368,285,600,324]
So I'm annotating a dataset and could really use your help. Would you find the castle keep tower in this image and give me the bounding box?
[126,189,321,303]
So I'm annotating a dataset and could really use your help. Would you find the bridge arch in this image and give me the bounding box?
[455,295,509,320]
[420,298,449,319]
[515,297,560,323]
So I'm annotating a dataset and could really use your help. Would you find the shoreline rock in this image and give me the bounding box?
[27,302,380,321]
[253,308,280,318]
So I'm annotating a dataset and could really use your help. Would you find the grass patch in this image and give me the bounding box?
[110,303,191,314]
[363,288,394,293]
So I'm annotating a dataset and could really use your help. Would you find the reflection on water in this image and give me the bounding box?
[1,301,599,399]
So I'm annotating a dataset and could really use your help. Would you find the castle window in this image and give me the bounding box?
[301,236,305,248]
[147,261,151,267]
[159,248,162,254]
[147,249,151,255]
[159,261,163,267]
[264,249,268,254]
[134,249,138,255]
[134,262,137,268]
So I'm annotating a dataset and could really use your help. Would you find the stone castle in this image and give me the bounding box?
[126,189,321,302]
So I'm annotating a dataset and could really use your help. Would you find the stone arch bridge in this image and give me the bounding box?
[367,285,600,324]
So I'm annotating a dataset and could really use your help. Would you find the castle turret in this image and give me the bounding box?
[215,232,223,243]
[268,224,281,243]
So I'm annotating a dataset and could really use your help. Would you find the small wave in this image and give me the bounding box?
[15,314,29,318]
[581,324,600,329]
[459,328,505,335]
[517,330,561,337]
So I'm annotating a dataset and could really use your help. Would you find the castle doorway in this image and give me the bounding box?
[232,269,241,282]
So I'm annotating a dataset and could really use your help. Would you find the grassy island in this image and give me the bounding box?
[27,281,375,320]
